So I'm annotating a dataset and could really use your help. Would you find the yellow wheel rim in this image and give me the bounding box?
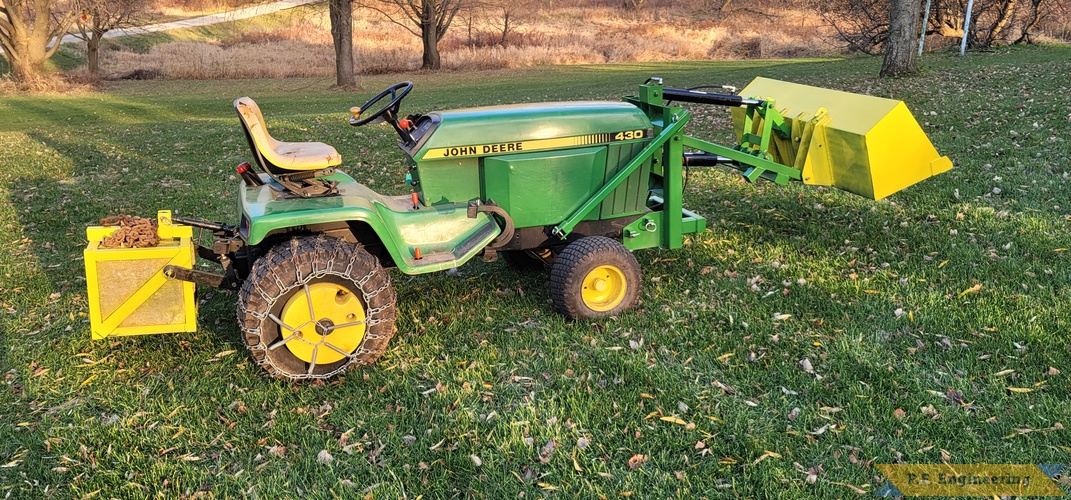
[279,282,367,364]
[581,265,627,312]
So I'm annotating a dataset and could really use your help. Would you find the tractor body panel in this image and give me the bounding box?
[406,102,654,227]
[239,171,501,275]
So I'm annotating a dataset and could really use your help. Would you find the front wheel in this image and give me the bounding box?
[549,236,641,320]
[237,236,397,381]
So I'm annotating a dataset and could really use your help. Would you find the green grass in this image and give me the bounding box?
[2,46,1071,498]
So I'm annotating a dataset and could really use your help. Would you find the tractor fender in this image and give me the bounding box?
[242,188,500,275]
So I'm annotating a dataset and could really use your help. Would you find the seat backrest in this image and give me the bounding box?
[234,97,287,176]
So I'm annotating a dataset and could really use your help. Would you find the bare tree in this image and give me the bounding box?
[880,0,921,76]
[825,0,1048,53]
[482,0,536,46]
[72,0,151,75]
[821,0,890,54]
[0,0,76,84]
[362,0,465,70]
[329,0,355,87]
[1012,0,1047,43]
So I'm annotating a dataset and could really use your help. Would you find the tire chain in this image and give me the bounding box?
[237,235,397,381]
[98,215,160,248]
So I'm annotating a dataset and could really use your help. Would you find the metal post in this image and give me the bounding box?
[959,0,975,56]
[918,0,933,56]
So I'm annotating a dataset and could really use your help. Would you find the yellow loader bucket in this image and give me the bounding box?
[731,77,952,200]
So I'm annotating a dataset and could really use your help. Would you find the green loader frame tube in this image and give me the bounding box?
[551,108,691,241]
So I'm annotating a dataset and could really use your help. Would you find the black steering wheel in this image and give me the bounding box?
[349,81,413,127]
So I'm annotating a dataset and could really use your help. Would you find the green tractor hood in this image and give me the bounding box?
[411,101,653,161]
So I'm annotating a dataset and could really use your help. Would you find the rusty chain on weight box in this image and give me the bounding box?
[98,215,160,248]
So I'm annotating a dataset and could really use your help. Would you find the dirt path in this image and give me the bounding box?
[59,0,320,45]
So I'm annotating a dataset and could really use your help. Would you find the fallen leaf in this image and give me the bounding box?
[713,379,735,395]
[893,408,906,420]
[800,358,814,374]
[627,454,648,469]
[538,440,555,463]
[470,454,482,467]
[921,405,940,418]
[958,283,982,297]
[752,450,782,465]
[660,416,687,425]
[810,424,830,435]
[1007,387,1033,394]
[831,481,867,495]
[317,450,333,464]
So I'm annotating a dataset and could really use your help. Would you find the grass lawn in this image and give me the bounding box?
[1,46,1070,498]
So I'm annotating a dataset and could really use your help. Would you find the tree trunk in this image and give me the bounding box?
[87,36,101,75]
[1013,0,1044,43]
[880,0,921,77]
[1,0,72,85]
[420,0,441,70]
[329,0,355,87]
[987,0,1018,45]
[500,11,510,46]
[8,37,47,83]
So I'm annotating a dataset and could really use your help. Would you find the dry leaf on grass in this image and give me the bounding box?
[317,450,333,464]
[627,454,648,469]
[538,440,556,463]
[958,283,982,297]
[920,405,940,418]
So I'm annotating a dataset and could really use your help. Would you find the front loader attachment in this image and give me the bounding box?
[730,77,952,200]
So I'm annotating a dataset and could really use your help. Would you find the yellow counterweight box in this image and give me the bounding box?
[84,210,196,339]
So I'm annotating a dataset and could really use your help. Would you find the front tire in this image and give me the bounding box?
[549,236,641,320]
[237,236,397,381]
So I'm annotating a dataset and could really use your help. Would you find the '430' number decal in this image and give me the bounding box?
[614,129,646,141]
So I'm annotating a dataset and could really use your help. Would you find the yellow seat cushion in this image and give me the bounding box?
[235,97,342,172]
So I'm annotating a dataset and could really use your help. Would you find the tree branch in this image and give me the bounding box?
[437,0,462,39]
[44,10,75,59]
[360,2,420,38]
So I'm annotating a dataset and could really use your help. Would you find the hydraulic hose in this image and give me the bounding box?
[662,87,763,107]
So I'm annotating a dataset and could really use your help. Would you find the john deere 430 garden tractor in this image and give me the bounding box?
[84,78,951,381]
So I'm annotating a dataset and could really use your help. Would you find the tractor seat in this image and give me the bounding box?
[234,97,342,173]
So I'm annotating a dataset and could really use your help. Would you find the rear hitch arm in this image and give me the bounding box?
[167,215,246,289]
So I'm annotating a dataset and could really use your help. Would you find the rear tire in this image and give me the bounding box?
[549,236,641,320]
[237,236,397,381]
